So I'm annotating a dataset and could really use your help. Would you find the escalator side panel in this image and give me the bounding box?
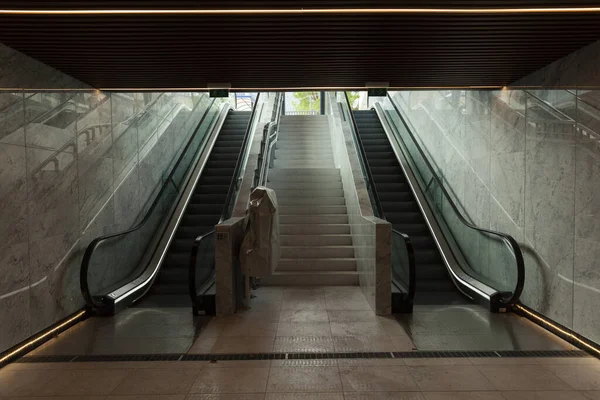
[354,110,467,306]
[139,111,251,310]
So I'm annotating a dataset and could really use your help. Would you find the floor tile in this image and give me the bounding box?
[39,369,133,396]
[279,310,329,323]
[186,394,265,399]
[477,365,573,391]
[583,392,600,400]
[189,367,269,393]
[222,311,281,323]
[404,358,472,366]
[265,393,344,399]
[276,322,332,337]
[544,365,600,390]
[409,366,495,391]
[535,357,600,365]
[111,368,200,395]
[203,360,271,368]
[333,336,396,352]
[423,393,504,400]
[221,321,278,337]
[390,335,416,351]
[343,393,424,400]
[0,369,58,397]
[339,366,418,392]
[107,395,186,399]
[337,359,405,367]
[211,337,274,353]
[330,321,388,337]
[199,320,228,337]
[327,311,378,322]
[468,358,540,365]
[281,299,327,310]
[188,336,219,353]
[271,360,338,367]
[273,336,335,352]
[499,391,591,399]
[378,316,411,336]
[267,367,342,392]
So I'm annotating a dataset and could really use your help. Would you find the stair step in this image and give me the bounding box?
[278,258,357,271]
[277,197,346,206]
[281,234,353,246]
[280,224,351,235]
[273,160,335,168]
[270,181,343,190]
[261,271,359,286]
[281,246,355,259]
[280,215,348,225]
[278,205,348,215]
[275,188,344,198]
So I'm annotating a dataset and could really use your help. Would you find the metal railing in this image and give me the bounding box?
[254,93,284,188]
[384,93,525,307]
[189,94,264,310]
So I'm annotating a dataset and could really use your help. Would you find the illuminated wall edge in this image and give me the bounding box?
[0,309,88,368]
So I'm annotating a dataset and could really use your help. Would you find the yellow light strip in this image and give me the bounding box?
[515,304,600,357]
[0,310,87,364]
[1,7,600,15]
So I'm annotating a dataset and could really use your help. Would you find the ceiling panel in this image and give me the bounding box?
[0,1,599,89]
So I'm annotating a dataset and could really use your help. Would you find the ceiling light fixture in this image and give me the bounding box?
[0,7,600,15]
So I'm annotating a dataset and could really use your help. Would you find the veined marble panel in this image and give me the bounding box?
[575,114,600,242]
[524,132,576,237]
[0,91,25,146]
[573,237,600,344]
[0,143,29,245]
[490,151,525,228]
[523,228,574,328]
[78,155,115,233]
[0,241,29,296]
[25,92,78,153]
[0,291,31,352]
[26,147,79,241]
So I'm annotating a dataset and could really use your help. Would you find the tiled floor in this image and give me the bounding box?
[188,286,416,354]
[5,286,600,398]
[2,356,600,399]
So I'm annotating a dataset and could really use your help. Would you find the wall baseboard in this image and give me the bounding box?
[0,309,88,368]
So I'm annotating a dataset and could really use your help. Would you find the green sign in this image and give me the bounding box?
[368,88,388,97]
[209,89,229,98]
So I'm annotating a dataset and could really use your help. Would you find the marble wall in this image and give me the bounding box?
[326,93,392,315]
[392,79,600,343]
[0,39,209,353]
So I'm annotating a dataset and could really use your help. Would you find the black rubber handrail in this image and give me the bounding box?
[189,93,262,305]
[80,97,217,309]
[342,93,416,304]
[386,93,525,306]
[255,93,283,188]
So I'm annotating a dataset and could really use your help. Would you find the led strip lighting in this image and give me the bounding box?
[0,310,87,365]
[1,7,600,15]
[515,304,600,357]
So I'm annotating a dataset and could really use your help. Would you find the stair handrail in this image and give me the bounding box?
[341,92,416,304]
[255,92,284,188]
[385,93,525,307]
[80,96,217,310]
[189,93,263,306]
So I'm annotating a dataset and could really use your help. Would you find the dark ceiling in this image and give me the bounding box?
[1,1,600,89]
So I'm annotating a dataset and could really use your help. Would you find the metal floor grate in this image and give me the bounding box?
[17,349,588,363]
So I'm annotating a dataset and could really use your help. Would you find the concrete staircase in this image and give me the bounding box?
[261,115,359,286]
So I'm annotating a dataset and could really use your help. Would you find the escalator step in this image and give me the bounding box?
[375,182,409,192]
[199,176,234,185]
[371,166,404,175]
[386,212,426,224]
[175,226,215,239]
[181,214,221,227]
[191,194,227,204]
[381,201,419,213]
[195,184,230,194]
[415,263,449,281]
[393,223,430,235]
[186,203,224,215]
[157,266,188,284]
[414,249,444,264]
[368,158,400,167]
[379,192,414,202]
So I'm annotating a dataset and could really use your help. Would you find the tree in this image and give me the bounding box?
[346,91,361,110]
[292,92,320,113]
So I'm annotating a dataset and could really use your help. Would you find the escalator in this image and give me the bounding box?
[342,92,525,313]
[354,110,466,305]
[139,111,251,308]
[81,95,264,316]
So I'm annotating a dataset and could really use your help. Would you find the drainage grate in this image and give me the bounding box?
[17,349,589,364]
